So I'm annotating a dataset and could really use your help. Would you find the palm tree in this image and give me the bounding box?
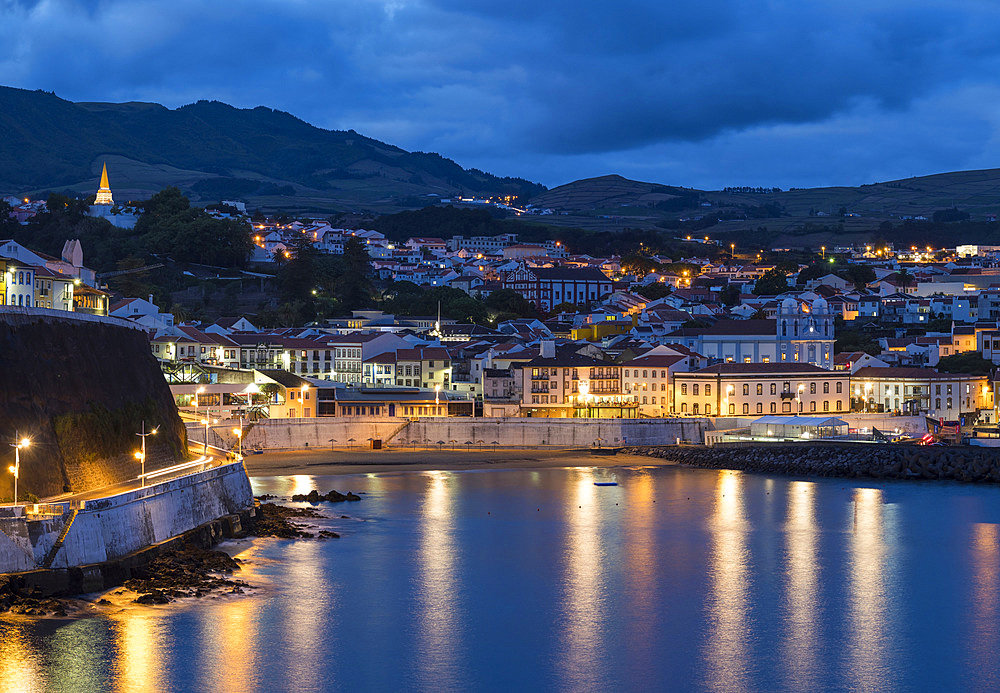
[897,267,913,294]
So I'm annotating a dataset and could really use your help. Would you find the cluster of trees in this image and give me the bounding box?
[379,284,536,325]
[11,187,253,272]
[267,234,374,325]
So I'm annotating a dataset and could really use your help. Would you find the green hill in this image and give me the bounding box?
[0,86,544,212]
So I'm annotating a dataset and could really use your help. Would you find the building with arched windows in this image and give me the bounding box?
[777,297,834,368]
[665,298,835,369]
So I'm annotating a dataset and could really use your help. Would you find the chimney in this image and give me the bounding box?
[149,294,155,307]
[540,340,555,359]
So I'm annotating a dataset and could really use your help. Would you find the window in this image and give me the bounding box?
[770,383,776,395]
[757,384,763,395]
[823,400,829,411]
[681,384,687,395]
[743,403,749,415]
[810,383,817,395]
[705,385,711,396]
[836,400,842,410]
[705,404,711,415]
[743,384,749,396]
[729,403,735,415]
[837,382,842,394]
[936,398,941,408]
[693,403,699,414]
[823,382,829,394]
[693,384,699,396]
[757,403,763,413]
[771,402,777,413]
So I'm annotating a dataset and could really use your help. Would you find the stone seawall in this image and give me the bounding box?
[628,443,1000,483]
[195,417,712,451]
[0,461,254,573]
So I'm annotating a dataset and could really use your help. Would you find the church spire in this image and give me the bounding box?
[95,162,114,206]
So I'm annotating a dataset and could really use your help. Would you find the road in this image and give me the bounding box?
[41,451,228,504]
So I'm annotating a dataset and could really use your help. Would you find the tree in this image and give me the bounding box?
[753,268,790,295]
[719,285,741,306]
[483,289,536,318]
[335,236,374,309]
[620,253,661,277]
[896,268,913,294]
[936,352,994,376]
[636,283,671,301]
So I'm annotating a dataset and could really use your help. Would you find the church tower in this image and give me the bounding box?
[94,162,114,206]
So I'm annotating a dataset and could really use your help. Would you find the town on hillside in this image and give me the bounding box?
[5,165,1000,445]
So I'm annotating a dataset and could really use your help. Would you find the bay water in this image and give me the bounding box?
[2,464,999,692]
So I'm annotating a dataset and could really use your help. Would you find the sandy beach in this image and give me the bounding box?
[243,446,675,476]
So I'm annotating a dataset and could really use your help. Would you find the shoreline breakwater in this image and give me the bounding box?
[626,442,1000,484]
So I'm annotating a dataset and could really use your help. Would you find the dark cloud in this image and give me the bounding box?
[3,0,1000,188]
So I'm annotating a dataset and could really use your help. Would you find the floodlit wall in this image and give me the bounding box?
[196,417,712,450]
[0,462,253,573]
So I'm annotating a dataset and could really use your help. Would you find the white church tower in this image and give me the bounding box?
[777,297,834,368]
[94,162,114,206]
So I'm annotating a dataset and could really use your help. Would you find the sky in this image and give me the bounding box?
[4,0,1000,191]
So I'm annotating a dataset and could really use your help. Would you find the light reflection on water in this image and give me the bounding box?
[557,468,604,691]
[704,470,750,693]
[781,481,818,692]
[848,487,890,691]
[416,471,460,690]
[3,466,1000,691]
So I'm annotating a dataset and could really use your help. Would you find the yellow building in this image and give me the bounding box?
[673,363,850,417]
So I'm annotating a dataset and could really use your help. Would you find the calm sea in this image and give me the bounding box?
[2,464,1000,692]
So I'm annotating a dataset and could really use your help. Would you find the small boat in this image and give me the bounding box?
[593,482,618,486]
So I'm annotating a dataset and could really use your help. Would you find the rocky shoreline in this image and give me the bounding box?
[625,443,1000,483]
[0,491,361,617]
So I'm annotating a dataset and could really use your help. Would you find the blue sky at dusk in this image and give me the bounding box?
[4,0,1000,190]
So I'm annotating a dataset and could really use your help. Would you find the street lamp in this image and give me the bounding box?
[202,417,218,455]
[435,383,441,409]
[232,425,243,459]
[8,435,29,505]
[135,421,158,488]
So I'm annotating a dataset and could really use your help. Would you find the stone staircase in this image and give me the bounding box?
[41,508,78,569]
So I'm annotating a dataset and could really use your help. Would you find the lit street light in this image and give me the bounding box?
[202,417,218,455]
[232,424,243,460]
[8,434,29,506]
[135,421,158,488]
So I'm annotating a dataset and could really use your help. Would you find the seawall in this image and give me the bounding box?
[0,308,188,498]
[629,442,1000,483]
[0,461,254,573]
[193,417,713,451]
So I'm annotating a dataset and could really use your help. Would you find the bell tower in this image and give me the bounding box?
[94,162,114,206]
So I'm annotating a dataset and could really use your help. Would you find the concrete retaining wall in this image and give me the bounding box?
[194,417,712,451]
[0,462,254,574]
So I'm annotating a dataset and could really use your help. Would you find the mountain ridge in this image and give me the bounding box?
[0,86,545,211]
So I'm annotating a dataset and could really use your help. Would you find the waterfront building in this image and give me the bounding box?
[672,363,850,417]
[851,366,992,422]
[519,343,636,418]
[621,347,690,417]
